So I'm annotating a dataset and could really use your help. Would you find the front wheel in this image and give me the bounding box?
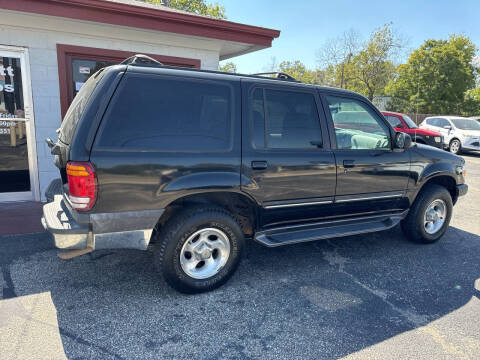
[401,184,453,244]
[153,206,245,293]
[449,139,461,154]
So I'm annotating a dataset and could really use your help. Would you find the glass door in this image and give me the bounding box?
[0,46,39,201]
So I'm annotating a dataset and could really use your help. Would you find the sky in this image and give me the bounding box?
[219,0,480,74]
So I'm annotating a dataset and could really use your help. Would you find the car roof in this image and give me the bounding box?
[382,111,405,116]
[121,62,363,98]
[424,115,471,120]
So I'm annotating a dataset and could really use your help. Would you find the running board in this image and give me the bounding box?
[254,211,408,247]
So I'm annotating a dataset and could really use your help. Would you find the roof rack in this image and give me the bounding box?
[250,72,299,82]
[121,54,164,67]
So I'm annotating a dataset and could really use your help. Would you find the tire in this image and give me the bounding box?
[153,206,245,294]
[449,139,461,154]
[401,184,453,244]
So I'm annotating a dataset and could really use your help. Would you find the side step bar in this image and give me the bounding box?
[254,211,408,247]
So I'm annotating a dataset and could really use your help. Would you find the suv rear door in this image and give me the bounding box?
[321,93,410,215]
[240,79,336,227]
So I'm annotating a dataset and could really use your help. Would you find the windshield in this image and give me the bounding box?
[451,118,480,130]
[402,115,418,129]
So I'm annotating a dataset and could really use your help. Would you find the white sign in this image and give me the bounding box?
[79,66,91,74]
[0,65,14,76]
[0,83,14,92]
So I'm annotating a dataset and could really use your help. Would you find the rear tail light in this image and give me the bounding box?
[66,161,97,211]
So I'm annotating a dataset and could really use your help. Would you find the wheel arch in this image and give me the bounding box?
[413,174,458,205]
[154,191,259,240]
[449,137,462,150]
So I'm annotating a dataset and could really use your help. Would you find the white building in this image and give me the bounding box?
[0,0,279,202]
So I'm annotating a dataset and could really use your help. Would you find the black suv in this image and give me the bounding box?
[42,55,468,293]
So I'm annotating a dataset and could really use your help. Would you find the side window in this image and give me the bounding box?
[251,88,322,149]
[427,118,438,126]
[437,118,449,128]
[96,74,232,151]
[385,115,403,128]
[325,95,391,150]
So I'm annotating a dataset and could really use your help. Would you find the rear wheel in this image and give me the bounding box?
[153,206,244,293]
[401,184,453,244]
[449,139,461,154]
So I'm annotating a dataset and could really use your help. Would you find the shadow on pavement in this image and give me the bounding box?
[1,224,479,359]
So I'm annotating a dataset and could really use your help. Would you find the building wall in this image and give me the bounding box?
[0,10,221,200]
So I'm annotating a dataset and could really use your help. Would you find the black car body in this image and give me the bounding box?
[42,56,468,293]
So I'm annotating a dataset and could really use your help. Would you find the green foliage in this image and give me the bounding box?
[386,35,478,114]
[462,87,480,116]
[145,0,226,19]
[342,23,401,100]
[278,61,316,83]
[277,60,330,84]
[219,62,237,73]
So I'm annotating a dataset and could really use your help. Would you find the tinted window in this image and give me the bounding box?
[252,88,322,149]
[96,74,232,151]
[426,118,438,126]
[385,115,403,128]
[326,96,390,150]
[60,68,105,144]
[251,88,265,148]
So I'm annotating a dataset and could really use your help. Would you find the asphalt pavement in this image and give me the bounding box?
[1,152,480,359]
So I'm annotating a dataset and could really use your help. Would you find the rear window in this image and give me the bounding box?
[95,74,233,151]
[59,69,105,144]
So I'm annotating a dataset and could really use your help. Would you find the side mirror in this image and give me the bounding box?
[443,125,452,130]
[394,132,412,149]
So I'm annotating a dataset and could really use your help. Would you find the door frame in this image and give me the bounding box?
[0,45,40,202]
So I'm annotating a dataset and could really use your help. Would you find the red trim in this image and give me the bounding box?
[57,44,201,118]
[1,0,280,47]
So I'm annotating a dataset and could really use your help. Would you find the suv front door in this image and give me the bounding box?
[241,79,336,227]
[322,93,410,216]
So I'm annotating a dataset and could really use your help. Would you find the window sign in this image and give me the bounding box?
[72,58,115,98]
[0,56,30,193]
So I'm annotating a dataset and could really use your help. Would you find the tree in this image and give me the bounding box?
[343,23,404,100]
[462,87,480,116]
[386,35,478,114]
[277,60,322,84]
[317,28,361,88]
[145,0,226,19]
[219,62,237,73]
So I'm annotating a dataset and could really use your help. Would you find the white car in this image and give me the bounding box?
[420,116,480,154]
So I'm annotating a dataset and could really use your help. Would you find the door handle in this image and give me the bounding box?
[343,160,355,168]
[251,161,268,170]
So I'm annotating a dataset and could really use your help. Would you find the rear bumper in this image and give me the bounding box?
[41,195,89,249]
[456,184,468,197]
[42,194,164,250]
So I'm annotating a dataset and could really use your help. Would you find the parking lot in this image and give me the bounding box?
[1,153,480,360]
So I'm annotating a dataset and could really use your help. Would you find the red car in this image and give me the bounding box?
[382,111,443,148]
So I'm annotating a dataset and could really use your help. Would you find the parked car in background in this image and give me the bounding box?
[382,111,443,149]
[420,116,480,154]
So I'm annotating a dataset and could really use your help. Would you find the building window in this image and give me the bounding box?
[56,44,201,118]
